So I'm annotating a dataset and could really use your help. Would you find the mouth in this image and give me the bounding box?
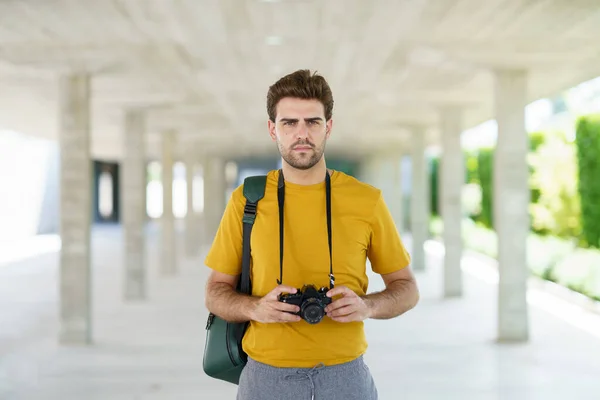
[293,146,313,151]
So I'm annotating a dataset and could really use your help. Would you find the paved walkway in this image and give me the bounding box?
[1,223,600,399]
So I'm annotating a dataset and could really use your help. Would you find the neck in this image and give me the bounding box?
[281,157,330,185]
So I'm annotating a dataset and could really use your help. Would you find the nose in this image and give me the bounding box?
[296,121,309,139]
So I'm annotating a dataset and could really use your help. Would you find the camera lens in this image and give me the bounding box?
[301,301,324,324]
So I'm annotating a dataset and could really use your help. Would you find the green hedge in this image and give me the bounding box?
[575,115,600,248]
[476,149,494,229]
[430,157,439,216]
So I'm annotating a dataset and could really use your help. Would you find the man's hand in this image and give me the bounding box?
[249,285,302,323]
[324,286,372,323]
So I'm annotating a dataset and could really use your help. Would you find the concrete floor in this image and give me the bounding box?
[1,223,600,400]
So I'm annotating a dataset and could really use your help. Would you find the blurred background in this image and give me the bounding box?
[1,1,600,399]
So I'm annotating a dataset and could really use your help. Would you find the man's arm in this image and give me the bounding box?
[205,270,302,323]
[205,270,256,323]
[362,266,419,319]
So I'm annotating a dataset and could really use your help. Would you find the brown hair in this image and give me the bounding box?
[266,69,334,122]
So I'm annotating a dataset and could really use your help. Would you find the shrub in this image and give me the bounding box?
[465,151,479,184]
[527,234,574,279]
[529,131,581,238]
[528,132,545,209]
[430,215,443,238]
[575,115,600,248]
[476,148,494,229]
[462,218,497,258]
[432,214,600,301]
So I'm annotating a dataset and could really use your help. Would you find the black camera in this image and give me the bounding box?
[278,284,332,324]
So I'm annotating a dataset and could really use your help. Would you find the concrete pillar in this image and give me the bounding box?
[494,69,530,342]
[58,73,92,344]
[203,156,226,244]
[377,154,404,233]
[410,128,429,271]
[122,110,146,299]
[392,155,403,233]
[196,155,206,246]
[360,155,377,187]
[185,151,198,258]
[440,107,464,298]
[161,131,177,275]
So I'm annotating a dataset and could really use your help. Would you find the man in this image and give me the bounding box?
[204,69,419,400]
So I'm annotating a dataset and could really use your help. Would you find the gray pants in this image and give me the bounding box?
[236,356,378,400]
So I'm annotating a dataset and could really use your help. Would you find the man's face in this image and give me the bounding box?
[268,97,333,170]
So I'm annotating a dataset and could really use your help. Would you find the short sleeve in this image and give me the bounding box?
[367,192,411,274]
[204,185,245,276]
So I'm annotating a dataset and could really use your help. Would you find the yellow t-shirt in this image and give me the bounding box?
[204,169,411,368]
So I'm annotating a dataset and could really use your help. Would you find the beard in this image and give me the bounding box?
[277,137,326,170]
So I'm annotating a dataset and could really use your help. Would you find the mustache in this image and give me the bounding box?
[291,140,315,149]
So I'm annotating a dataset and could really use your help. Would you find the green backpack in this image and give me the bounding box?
[202,175,267,385]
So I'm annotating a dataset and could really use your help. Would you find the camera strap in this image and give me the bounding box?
[277,168,334,289]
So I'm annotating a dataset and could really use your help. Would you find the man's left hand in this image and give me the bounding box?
[324,286,371,323]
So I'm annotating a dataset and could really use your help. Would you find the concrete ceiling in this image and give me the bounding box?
[0,0,599,161]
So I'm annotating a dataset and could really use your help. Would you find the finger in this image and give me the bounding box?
[273,301,301,313]
[272,311,301,323]
[328,304,355,318]
[326,286,353,298]
[325,297,355,313]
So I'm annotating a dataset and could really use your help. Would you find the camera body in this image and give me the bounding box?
[279,284,332,324]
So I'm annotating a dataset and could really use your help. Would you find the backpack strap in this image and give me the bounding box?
[240,175,267,295]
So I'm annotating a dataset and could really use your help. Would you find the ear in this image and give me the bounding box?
[268,119,277,142]
[325,119,333,139]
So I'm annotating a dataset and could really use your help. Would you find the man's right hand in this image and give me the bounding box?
[248,285,302,323]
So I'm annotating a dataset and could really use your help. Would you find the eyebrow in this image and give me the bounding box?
[279,117,324,123]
